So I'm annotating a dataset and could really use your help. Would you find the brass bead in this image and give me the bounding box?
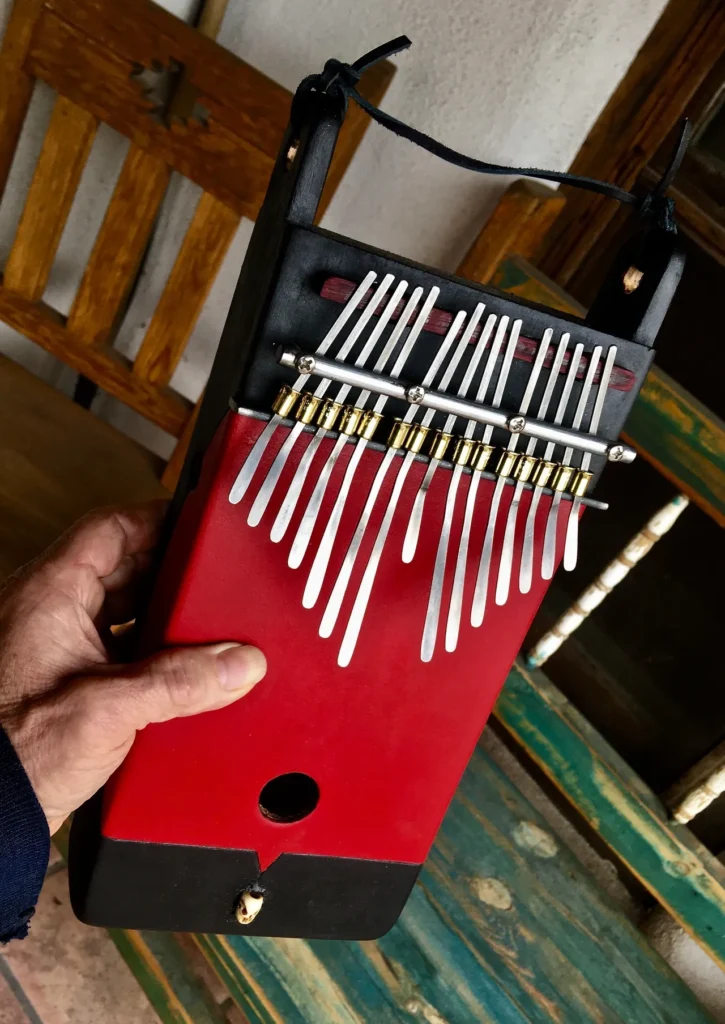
[295,392,321,424]
[428,429,452,461]
[316,398,342,431]
[387,418,411,449]
[339,405,363,436]
[357,409,382,440]
[451,436,475,466]
[551,464,575,492]
[532,459,556,488]
[571,469,593,497]
[496,449,518,478]
[271,384,300,418]
[470,442,494,472]
[405,423,430,454]
[514,454,537,483]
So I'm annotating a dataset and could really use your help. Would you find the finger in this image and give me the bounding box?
[72,643,267,746]
[33,502,168,620]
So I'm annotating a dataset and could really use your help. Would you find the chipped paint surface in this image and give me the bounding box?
[473,877,514,910]
[513,821,558,858]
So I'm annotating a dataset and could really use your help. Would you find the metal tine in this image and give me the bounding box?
[319,306,467,643]
[418,310,496,661]
[290,285,424,569]
[494,329,555,607]
[469,319,525,628]
[519,337,578,594]
[335,308,476,666]
[562,344,617,571]
[270,278,408,543]
[302,286,439,607]
[444,315,510,653]
[229,270,377,505]
[247,274,396,526]
[540,345,602,579]
[402,302,487,563]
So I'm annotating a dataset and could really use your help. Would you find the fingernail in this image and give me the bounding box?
[213,643,267,691]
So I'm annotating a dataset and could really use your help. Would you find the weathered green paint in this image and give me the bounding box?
[492,256,725,526]
[495,661,725,975]
[192,737,713,1023]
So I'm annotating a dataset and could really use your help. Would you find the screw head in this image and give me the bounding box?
[406,385,425,404]
[608,444,625,462]
[508,415,526,433]
[296,354,316,374]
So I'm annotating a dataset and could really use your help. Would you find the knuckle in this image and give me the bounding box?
[153,650,208,710]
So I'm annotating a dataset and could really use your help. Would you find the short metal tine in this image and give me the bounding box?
[518,333,570,594]
[248,274,394,526]
[563,344,617,571]
[270,277,406,542]
[444,313,507,652]
[494,329,554,606]
[229,270,377,505]
[402,302,487,563]
[288,283,421,568]
[470,319,524,628]
[304,286,439,610]
[335,308,474,663]
[541,344,602,579]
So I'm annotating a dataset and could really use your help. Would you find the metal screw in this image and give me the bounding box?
[608,444,625,462]
[406,385,425,404]
[508,415,526,433]
[296,354,316,374]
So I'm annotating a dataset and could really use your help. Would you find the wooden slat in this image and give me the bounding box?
[3,93,97,300]
[185,734,712,1023]
[457,180,565,285]
[0,287,191,435]
[26,10,276,219]
[495,660,725,972]
[491,255,725,526]
[317,59,396,221]
[67,146,171,346]
[539,0,725,288]
[0,0,46,206]
[133,191,240,386]
[162,395,201,492]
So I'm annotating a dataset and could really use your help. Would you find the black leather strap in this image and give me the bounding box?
[298,35,690,233]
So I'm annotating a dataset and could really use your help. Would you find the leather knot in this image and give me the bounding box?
[317,58,362,96]
[636,193,676,233]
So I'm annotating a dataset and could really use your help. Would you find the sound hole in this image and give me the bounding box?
[259,773,319,823]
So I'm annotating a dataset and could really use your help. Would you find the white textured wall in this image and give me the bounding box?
[0,0,667,455]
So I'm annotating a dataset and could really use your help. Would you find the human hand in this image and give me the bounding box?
[0,502,266,834]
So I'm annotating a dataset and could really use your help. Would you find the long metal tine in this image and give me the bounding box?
[519,337,578,593]
[494,329,555,606]
[402,303,487,563]
[470,319,525,628]
[335,309,475,665]
[303,287,440,609]
[417,311,496,660]
[228,270,377,504]
[288,286,424,569]
[247,274,395,526]
[541,345,602,579]
[444,314,509,652]
[270,278,407,542]
[562,344,617,571]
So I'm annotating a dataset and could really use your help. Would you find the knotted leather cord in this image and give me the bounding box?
[296,35,691,233]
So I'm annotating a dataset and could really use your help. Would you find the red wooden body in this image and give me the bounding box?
[103,410,564,873]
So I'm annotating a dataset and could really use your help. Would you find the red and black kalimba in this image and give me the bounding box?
[69,38,685,938]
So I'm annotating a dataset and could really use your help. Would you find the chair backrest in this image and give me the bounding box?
[0,0,393,468]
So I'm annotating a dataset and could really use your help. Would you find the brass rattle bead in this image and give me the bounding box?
[387,418,411,449]
[271,384,300,418]
[295,393,321,424]
[428,429,452,461]
[357,409,382,440]
[470,442,494,472]
[451,437,475,466]
[571,469,593,497]
[339,405,363,436]
[496,449,518,478]
[551,464,575,492]
[531,459,556,488]
[316,398,342,431]
[405,423,430,454]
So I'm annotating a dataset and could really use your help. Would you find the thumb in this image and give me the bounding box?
[82,642,267,738]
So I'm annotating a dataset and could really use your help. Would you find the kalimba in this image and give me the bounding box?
[69,38,685,938]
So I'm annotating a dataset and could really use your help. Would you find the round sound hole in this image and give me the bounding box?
[259,773,320,823]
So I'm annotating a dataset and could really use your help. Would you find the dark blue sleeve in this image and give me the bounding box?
[0,725,49,942]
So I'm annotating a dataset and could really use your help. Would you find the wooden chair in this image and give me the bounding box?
[0,0,393,577]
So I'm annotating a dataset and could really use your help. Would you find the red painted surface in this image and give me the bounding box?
[103,412,566,872]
